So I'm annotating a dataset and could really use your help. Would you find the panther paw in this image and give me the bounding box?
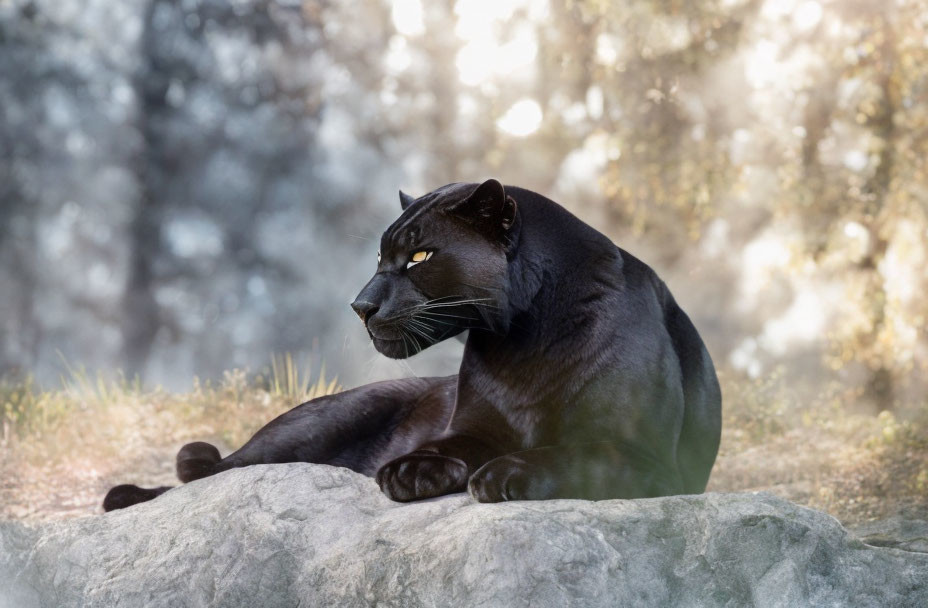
[468,455,551,502]
[376,451,468,502]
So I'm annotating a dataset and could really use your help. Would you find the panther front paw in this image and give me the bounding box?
[376,451,468,502]
[468,455,553,502]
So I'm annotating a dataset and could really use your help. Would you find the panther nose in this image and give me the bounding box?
[351,300,379,324]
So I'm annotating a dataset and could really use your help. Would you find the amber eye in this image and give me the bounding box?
[406,250,433,269]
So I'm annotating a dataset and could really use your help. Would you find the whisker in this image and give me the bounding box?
[422,295,468,303]
[418,299,499,310]
[404,326,423,353]
[400,328,411,359]
[391,297,498,320]
[405,320,434,342]
[416,309,475,319]
[406,317,433,331]
[415,312,463,325]
[389,295,461,316]
[420,296,492,305]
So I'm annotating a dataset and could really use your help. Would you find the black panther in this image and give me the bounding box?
[104,179,721,510]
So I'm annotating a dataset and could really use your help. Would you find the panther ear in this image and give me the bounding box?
[448,179,518,237]
[399,190,415,210]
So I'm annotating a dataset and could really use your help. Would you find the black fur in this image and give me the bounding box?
[176,441,222,483]
[103,484,171,511]
[103,180,721,510]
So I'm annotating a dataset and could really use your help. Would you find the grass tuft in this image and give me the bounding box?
[267,353,341,403]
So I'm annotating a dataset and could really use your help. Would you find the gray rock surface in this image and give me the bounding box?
[852,505,928,555]
[1,464,926,608]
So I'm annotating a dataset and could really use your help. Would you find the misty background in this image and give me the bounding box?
[1,0,925,412]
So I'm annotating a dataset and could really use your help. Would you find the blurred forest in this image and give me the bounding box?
[0,0,926,416]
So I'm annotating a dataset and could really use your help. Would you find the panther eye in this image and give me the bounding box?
[407,250,433,269]
[377,251,381,263]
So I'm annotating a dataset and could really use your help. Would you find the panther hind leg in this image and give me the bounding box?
[176,441,222,483]
[102,441,224,512]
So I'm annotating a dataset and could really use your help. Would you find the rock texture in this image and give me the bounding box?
[1,464,926,608]
[852,505,928,555]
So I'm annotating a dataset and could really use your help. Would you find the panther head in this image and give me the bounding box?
[351,179,518,359]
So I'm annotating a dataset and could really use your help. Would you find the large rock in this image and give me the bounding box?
[851,505,928,555]
[1,464,926,607]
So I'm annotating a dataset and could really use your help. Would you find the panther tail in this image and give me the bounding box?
[102,484,172,511]
[102,441,223,512]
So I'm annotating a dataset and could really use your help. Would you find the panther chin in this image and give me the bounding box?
[371,335,421,359]
[368,325,462,359]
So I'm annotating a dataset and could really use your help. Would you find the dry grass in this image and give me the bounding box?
[0,357,340,520]
[709,369,928,524]
[1,362,925,525]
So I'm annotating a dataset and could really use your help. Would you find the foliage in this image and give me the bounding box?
[0,2,924,434]
[0,355,340,459]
